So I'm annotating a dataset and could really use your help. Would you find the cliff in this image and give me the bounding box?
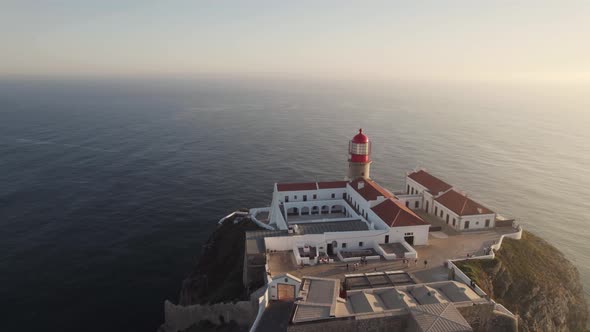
[455,231,589,332]
[179,213,261,306]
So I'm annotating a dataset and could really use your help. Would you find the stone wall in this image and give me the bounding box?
[160,300,256,332]
[287,314,407,332]
[458,304,518,332]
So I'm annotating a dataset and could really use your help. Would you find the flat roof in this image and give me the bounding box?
[344,271,415,290]
[292,220,369,235]
[276,181,349,192]
[245,229,289,239]
[293,277,340,323]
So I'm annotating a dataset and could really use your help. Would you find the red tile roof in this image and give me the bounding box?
[408,170,452,195]
[317,181,348,189]
[349,179,395,201]
[435,190,494,216]
[371,198,430,227]
[276,182,317,191]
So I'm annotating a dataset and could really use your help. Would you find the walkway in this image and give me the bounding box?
[267,225,519,285]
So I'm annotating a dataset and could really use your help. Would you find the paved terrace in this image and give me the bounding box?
[267,224,519,284]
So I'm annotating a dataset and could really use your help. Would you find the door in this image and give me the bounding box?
[384,235,389,244]
[327,243,334,256]
[404,236,414,246]
[277,284,295,301]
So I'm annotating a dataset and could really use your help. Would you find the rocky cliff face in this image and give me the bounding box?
[456,231,589,332]
[178,214,261,306]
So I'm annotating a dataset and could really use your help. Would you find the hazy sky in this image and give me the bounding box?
[2,1,590,82]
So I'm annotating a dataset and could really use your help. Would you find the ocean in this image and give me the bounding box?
[1,77,589,331]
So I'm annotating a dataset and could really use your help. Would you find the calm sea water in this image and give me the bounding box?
[1,78,589,331]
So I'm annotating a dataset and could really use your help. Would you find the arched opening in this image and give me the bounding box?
[301,206,310,215]
[287,207,299,215]
[321,205,330,214]
[311,206,319,215]
[331,205,342,213]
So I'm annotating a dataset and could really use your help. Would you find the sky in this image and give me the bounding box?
[2,0,590,82]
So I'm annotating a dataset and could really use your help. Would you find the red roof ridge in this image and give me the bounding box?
[407,170,452,194]
[435,189,493,216]
[371,198,429,227]
[460,198,468,215]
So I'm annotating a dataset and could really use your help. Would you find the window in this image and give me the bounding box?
[440,210,443,218]
[361,172,365,176]
[411,188,414,195]
[342,243,347,248]
[465,221,470,229]
[303,195,307,201]
[435,206,438,215]
[313,194,317,199]
[404,232,414,236]
[384,235,389,243]
[342,193,347,199]
[453,218,456,226]
[359,242,363,247]
[285,196,289,202]
[414,201,419,208]
[407,184,410,194]
[331,193,336,199]
[485,219,490,227]
[446,215,449,223]
[294,195,297,200]
[405,201,409,207]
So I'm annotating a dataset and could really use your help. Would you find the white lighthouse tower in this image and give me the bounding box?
[347,128,372,180]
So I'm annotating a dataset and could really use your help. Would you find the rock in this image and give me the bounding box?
[456,231,589,332]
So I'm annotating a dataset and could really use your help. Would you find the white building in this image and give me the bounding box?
[401,170,496,231]
[249,129,431,265]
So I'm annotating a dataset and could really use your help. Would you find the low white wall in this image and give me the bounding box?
[373,243,397,260]
[447,261,488,297]
[337,250,380,262]
[249,207,275,230]
[400,241,418,259]
[218,211,249,225]
[446,225,524,301]
[249,289,269,332]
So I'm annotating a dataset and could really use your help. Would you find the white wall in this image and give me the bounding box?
[433,200,495,230]
[387,225,430,246]
[405,177,429,196]
[432,200,460,229]
[345,183,374,221]
[276,187,347,204]
[268,275,301,301]
[459,213,496,230]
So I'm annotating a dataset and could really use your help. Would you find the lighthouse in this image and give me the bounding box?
[347,128,372,180]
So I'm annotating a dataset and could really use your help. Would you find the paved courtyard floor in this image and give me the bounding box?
[267,225,519,284]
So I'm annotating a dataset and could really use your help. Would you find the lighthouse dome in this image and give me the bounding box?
[352,128,369,143]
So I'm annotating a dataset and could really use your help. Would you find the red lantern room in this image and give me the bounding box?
[347,128,372,180]
[349,128,371,163]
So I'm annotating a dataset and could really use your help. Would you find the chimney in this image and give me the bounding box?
[358,181,365,190]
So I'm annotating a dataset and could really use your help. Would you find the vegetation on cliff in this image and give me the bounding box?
[455,231,589,332]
